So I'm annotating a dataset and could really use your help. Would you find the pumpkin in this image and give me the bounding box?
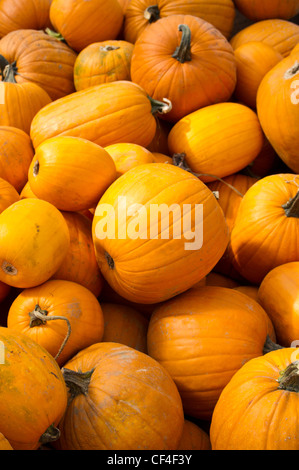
[168,103,264,182]
[0,177,19,214]
[56,342,184,450]
[177,420,211,450]
[233,41,283,109]
[258,262,299,347]
[124,0,235,43]
[118,0,131,13]
[233,0,299,21]
[0,198,70,288]
[28,136,116,212]
[205,272,239,288]
[30,80,171,149]
[7,279,104,367]
[152,153,173,164]
[52,211,103,297]
[233,285,259,302]
[130,15,237,123]
[0,62,51,134]
[256,51,299,173]
[0,29,77,101]
[0,0,52,38]
[147,286,276,420]
[49,0,124,52]
[0,432,13,450]
[230,19,299,58]
[101,302,148,353]
[230,174,299,285]
[19,181,37,199]
[104,142,154,178]
[0,126,34,193]
[92,163,229,304]
[74,40,134,91]
[0,326,67,450]
[210,348,299,450]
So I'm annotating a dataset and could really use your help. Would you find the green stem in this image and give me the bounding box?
[282,190,299,218]
[144,5,160,23]
[172,24,192,63]
[45,28,65,42]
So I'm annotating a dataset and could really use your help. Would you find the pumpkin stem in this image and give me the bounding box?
[100,45,120,52]
[1,260,17,276]
[263,334,284,355]
[33,160,40,177]
[45,27,65,42]
[284,60,299,80]
[28,305,72,361]
[39,424,60,444]
[62,367,95,403]
[172,24,192,63]
[277,360,299,392]
[105,251,115,269]
[282,190,299,218]
[144,5,160,23]
[2,62,18,83]
[149,96,172,115]
[0,54,10,78]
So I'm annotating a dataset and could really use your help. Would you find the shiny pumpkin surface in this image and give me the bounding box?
[105,142,154,178]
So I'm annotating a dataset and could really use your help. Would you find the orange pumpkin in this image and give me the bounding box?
[233,285,260,302]
[147,286,276,420]
[30,80,171,149]
[0,198,70,288]
[57,342,184,450]
[101,302,148,353]
[19,181,37,199]
[105,142,154,178]
[168,103,264,182]
[28,136,116,212]
[131,15,237,123]
[151,153,173,164]
[0,0,52,38]
[0,326,67,450]
[124,0,235,43]
[210,347,299,450]
[230,174,299,284]
[74,40,134,91]
[52,211,103,297]
[230,19,299,58]
[7,279,105,367]
[49,0,124,52]
[205,272,239,288]
[258,262,299,347]
[92,163,229,304]
[0,177,19,214]
[233,0,299,21]
[177,420,211,450]
[0,432,13,450]
[257,51,299,173]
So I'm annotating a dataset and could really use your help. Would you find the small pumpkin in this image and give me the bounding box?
[0,0,52,38]
[7,279,105,367]
[205,272,239,288]
[177,420,211,451]
[0,198,70,288]
[28,136,116,212]
[19,181,37,199]
[151,153,173,164]
[104,142,154,178]
[56,342,184,450]
[0,326,67,450]
[233,285,259,302]
[233,0,299,21]
[74,40,134,91]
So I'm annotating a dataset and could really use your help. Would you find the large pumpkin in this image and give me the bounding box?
[256,50,299,173]
[168,102,264,182]
[92,163,229,304]
[210,347,299,450]
[0,0,52,38]
[130,15,237,123]
[230,174,299,284]
[147,286,276,420]
[0,198,70,288]
[30,80,171,149]
[0,326,67,450]
[124,0,235,43]
[56,342,184,450]
[233,0,299,21]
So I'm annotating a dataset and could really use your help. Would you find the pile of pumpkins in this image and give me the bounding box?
[0,0,299,451]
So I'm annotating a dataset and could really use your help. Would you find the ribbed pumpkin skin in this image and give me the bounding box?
[168,103,264,182]
[230,174,299,285]
[28,136,116,212]
[92,163,229,304]
[257,51,299,173]
[57,342,184,450]
[0,0,52,38]
[177,420,211,450]
[7,279,105,367]
[233,0,299,21]
[30,81,160,150]
[210,348,299,450]
[130,14,237,123]
[0,29,77,101]
[258,262,299,347]
[0,326,67,450]
[0,198,70,288]
[50,0,124,52]
[124,0,235,43]
[230,19,299,57]
[0,126,34,192]
[147,286,275,420]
